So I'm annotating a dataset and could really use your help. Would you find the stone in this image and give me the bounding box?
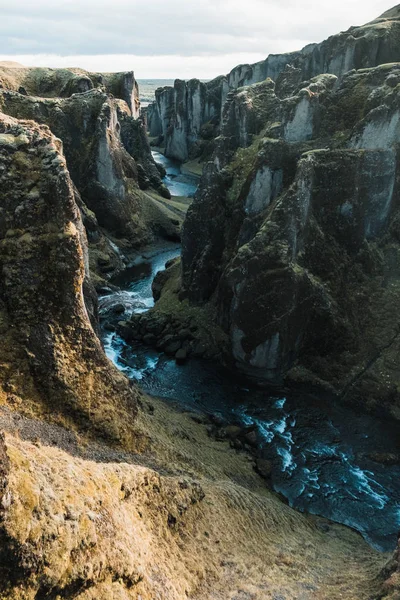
[175,348,188,364]
[224,425,242,439]
[165,341,182,355]
[254,459,273,480]
[177,328,192,340]
[244,430,258,448]
[367,452,400,466]
[192,342,208,357]
[117,322,135,342]
[111,303,125,315]
[209,413,225,426]
[143,333,157,346]
[230,439,244,450]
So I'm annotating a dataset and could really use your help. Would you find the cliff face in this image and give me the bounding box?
[179,59,400,419]
[0,113,139,445]
[148,7,400,162]
[147,76,226,161]
[0,66,178,285]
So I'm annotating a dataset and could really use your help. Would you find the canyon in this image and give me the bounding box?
[145,5,400,422]
[0,5,400,600]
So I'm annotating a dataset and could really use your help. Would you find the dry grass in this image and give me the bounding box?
[0,391,390,599]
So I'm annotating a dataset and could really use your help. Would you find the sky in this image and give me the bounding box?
[0,0,395,79]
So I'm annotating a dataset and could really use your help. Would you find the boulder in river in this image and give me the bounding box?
[175,348,188,364]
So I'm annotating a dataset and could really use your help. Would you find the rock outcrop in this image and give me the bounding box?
[0,113,139,445]
[148,6,400,162]
[0,66,179,285]
[164,59,400,419]
[147,76,226,161]
[0,66,140,116]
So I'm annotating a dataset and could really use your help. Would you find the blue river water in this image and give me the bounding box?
[99,153,400,553]
[151,150,199,197]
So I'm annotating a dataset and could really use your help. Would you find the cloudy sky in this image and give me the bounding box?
[0,0,394,79]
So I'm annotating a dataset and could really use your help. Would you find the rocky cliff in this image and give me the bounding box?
[133,12,400,422]
[148,6,400,162]
[0,66,181,286]
[179,61,400,419]
[0,112,391,600]
[147,75,225,161]
[0,112,139,445]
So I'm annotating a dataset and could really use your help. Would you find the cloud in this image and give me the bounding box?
[0,0,393,56]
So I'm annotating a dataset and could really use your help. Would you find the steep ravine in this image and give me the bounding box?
[0,65,397,600]
[99,152,400,554]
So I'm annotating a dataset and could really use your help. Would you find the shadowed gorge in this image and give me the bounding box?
[1,5,400,600]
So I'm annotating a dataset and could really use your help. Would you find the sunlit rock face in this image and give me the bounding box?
[180,59,400,419]
[147,8,400,162]
[0,66,141,116]
[0,113,139,442]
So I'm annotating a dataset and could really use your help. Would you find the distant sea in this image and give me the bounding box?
[137,79,175,107]
[138,79,209,107]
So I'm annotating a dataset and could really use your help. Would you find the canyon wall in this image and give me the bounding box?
[148,6,400,161]
[0,12,399,600]
[0,66,179,286]
[0,111,390,600]
[178,59,400,418]
[0,113,139,444]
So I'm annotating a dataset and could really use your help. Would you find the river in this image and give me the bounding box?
[99,151,400,553]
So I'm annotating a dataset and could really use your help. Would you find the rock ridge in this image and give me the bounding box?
[147,7,400,161]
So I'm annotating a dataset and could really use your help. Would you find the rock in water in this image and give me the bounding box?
[175,348,188,364]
